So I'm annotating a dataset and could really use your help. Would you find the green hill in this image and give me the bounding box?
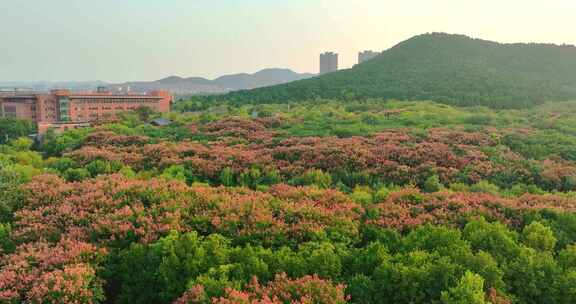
[202,33,576,108]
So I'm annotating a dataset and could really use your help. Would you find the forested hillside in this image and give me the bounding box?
[2,100,576,303]
[199,33,576,108]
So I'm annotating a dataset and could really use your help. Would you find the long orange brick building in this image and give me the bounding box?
[0,88,172,134]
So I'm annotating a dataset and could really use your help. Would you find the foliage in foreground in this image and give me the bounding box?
[0,174,576,303]
[2,100,576,303]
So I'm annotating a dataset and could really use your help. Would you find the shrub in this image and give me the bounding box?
[470,181,500,195]
[423,175,443,193]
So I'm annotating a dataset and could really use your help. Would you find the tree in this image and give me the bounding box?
[522,221,557,252]
[0,118,34,144]
[470,181,500,195]
[162,165,188,183]
[559,244,576,270]
[40,127,92,157]
[346,274,376,304]
[9,137,33,151]
[441,271,487,304]
[46,157,78,174]
[373,251,461,303]
[423,174,443,193]
[0,223,15,253]
[0,167,26,223]
[558,271,576,304]
[402,225,469,257]
[134,106,156,122]
[506,247,560,304]
[112,231,232,304]
[219,167,235,187]
[85,160,111,177]
[63,168,91,182]
[463,218,520,263]
[300,242,343,280]
[350,186,373,205]
[260,168,281,186]
[293,169,332,189]
[238,167,261,189]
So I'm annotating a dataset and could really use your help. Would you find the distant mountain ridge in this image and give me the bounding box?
[0,68,315,96]
[203,33,576,108]
[0,81,108,92]
[112,68,316,95]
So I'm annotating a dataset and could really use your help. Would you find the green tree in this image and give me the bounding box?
[522,221,557,252]
[0,167,26,223]
[470,181,500,195]
[112,231,232,304]
[46,157,78,173]
[260,168,281,186]
[506,247,560,304]
[134,106,156,122]
[63,168,91,182]
[0,223,15,253]
[345,242,389,275]
[0,118,34,144]
[40,127,92,156]
[162,165,188,183]
[219,167,235,187]
[119,166,137,178]
[402,225,469,257]
[293,169,332,189]
[423,174,443,193]
[9,137,33,151]
[373,251,460,304]
[558,271,576,303]
[347,274,376,304]
[559,244,576,270]
[463,218,520,263]
[85,160,111,177]
[238,167,261,189]
[441,271,487,304]
[350,186,373,205]
[300,242,343,280]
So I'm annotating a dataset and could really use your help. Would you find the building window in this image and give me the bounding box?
[58,96,70,121]
[3,105,16,118]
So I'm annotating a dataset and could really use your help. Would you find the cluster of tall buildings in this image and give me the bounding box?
[319,50,381,75]
[0,87,172,134]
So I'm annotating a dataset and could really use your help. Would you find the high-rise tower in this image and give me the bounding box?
[319,52,338,75]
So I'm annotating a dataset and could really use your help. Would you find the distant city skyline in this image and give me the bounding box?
[1,0,575,82]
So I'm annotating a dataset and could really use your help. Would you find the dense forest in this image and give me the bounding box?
[192,33,576,109]
[2,100,576,303]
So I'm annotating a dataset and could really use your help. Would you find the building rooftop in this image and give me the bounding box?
[150,118,172,126]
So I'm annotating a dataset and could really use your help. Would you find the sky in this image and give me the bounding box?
[1,0,575,82]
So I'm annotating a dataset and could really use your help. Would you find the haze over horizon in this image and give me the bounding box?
[1,0,575,83]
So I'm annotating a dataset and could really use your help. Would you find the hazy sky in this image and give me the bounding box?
[1,0,575,82]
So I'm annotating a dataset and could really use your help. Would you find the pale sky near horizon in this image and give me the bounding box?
[1,0,575,82]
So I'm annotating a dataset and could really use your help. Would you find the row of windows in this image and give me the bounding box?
[72,99,160,104]
[3,105,17,113]
[74,106,153,112]
[1,113,17,118]
[78,113,115,119]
